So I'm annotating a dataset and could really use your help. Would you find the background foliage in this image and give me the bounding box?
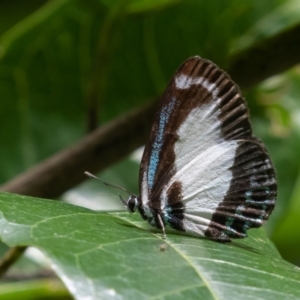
[0,0,300,298]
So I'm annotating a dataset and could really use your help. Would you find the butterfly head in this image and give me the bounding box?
[125,195,138,213]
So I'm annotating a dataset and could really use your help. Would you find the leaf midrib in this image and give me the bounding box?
[110,212,219,299]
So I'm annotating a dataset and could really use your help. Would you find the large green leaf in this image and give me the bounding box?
[0,193,299,299]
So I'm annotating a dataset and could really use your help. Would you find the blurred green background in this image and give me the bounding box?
[0,0,300,295]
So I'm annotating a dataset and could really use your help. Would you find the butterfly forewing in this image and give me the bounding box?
[138,56,276,241]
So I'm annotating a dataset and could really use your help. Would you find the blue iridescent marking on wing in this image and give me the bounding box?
[162,206,172,223]
[225,217,234,228]
[147,97,176,189]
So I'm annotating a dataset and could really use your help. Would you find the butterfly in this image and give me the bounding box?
[88,56,277,242]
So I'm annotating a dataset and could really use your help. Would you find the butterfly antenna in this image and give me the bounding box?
[118,193,127,207]
[84,171,132,196]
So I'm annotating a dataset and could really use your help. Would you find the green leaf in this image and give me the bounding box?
[0,193,299,299]
[232,0,300,53]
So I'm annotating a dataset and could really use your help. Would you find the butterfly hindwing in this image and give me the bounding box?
[138,56,276,241]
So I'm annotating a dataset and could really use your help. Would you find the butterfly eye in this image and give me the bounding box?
[127,195,138,213]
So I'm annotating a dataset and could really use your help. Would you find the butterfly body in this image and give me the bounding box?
[126,56,276,242]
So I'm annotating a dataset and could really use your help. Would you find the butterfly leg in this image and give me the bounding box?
[157,213,167,239]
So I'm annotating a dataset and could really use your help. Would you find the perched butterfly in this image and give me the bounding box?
[88,56,277,242]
